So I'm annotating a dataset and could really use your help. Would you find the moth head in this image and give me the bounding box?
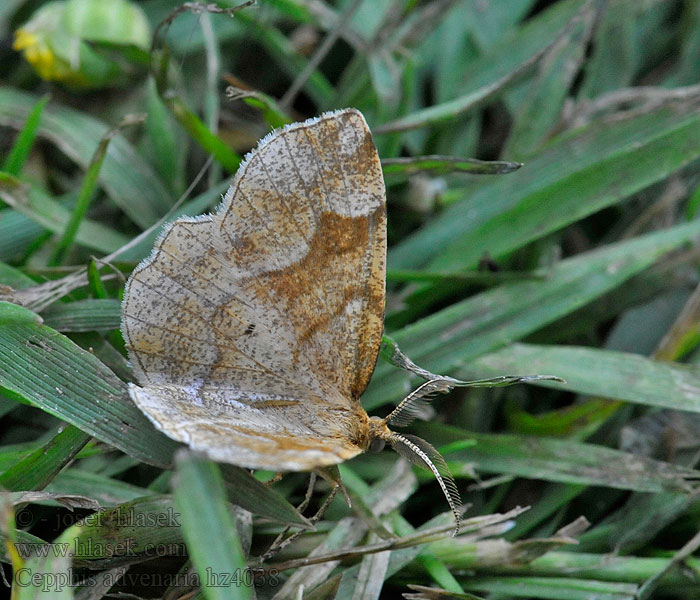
[367,381,463,535]
[367,436,386,453]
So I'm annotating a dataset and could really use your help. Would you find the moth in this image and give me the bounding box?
[121,109,462,530]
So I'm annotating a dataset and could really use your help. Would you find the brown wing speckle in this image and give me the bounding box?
[121,109,385,470]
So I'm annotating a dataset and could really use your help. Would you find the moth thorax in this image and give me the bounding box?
[367,415,392,452]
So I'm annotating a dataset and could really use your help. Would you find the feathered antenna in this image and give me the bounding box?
[375,337,565,537]
[371,378,463,534]
[388,432,463,536]
[385,378,454,427]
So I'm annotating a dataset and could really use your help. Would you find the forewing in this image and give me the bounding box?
[215,108,386,399]
[121,109,385,468]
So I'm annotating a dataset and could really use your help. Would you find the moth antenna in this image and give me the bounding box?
[389,432,462,536]
[385,379,454,427]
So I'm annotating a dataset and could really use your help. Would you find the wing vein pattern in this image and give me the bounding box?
[121,109,386,470]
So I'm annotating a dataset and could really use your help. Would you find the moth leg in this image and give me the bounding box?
[308,479,339,526]
[315,465,351,508]
[297,471,317,513]
[259,472,318,562]
[258,474,340,563]
[263,471,284,486]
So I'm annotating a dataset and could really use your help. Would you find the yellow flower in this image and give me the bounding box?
[14,27,69,82]
[13,0,150,89]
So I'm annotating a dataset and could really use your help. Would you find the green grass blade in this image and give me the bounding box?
[219,465,311,528]
[365,220,700,410]
[381,156,522,183]
[0,206,47,262]
[54,496,184,565]
[165,95,241,174]
[374,0,587,133]
[505,484,587,540]
[145,78,186,196]
[506,399,620,439]
[14,551,73,599]
[86,260,109,299]
[577,491,692,555]
[385,268,542,285]
[0,183,130,255]
[0,262,35,289]
[0,87,172,228]
[234,11,334,106]
[503,3,596,159]
[40,299,120,333]
[389,106,700,274]
[277,462,416,597]
[173,451,252,600]
[50,125,113,265]
[0,425,91,491]
[389,109,700,322]
[235,89,293,128]
[577,0,645,98]
[350,534,392,600]
[0,301,179,467]
[464,343,700,413]
[46,469,153,506]
[426,549,700,590]
[431,112,700,274]
[464,576,637,600]
[2,94,49,176]
[414,422,699,494]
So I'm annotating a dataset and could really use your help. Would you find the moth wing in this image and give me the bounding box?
[214,107,387,400]
[121,109,384,467]
[129,382,367,470]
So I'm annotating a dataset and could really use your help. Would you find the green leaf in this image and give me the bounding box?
[219,465,311,528]
[381,156,522,184]
[56,496,185,565]
[388,106,700,272]
[389,107,700,323]
[164,95,241,174]
[234,11,333,107]
[577,0,655,98]
[431,111,700,274]
[40,298,121,332]
[503,3,596,158]
[463,576,637,600]
[0,262,35,289]
[0,181,130,255]
[365,221,700,410]
[506,399,620,439]
[374,0,588,133]
[413,421,700,494]
[577,491,693,555]
[173,451,252,600]
[145,78,186,196]
[426,548,700,588]
[464,343,700,413]
[46,468,153,506]
[0,205,48,262]
[14,550,73,599]
[0,301,179,467]
[2,94,49,176]
[0,87,172,228]
[0,424,90,491]
[50,120,114,265]
[234,89,293,129]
